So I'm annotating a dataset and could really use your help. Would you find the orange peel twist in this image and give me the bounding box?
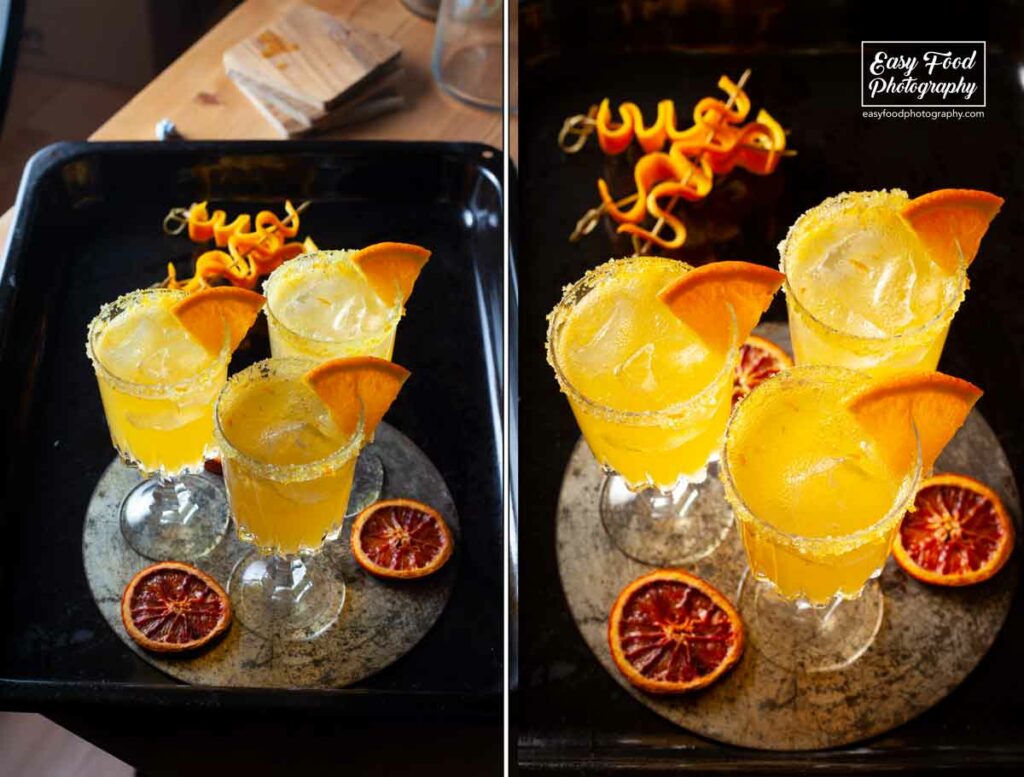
[592,74,789,250]
[166,200,316,293]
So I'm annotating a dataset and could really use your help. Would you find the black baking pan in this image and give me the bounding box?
[514,2,1024,771]
[0,141,504,732]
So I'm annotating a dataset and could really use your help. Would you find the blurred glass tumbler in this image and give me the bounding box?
[402,0,440,20]
[432,0,503,110]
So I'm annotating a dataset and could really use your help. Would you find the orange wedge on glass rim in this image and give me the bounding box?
[350,242,431,304]
[847,372,982,474]
[900,189,1003,274]
[657,261,786,348]
[170,286,266,354]
[303,355,410,437]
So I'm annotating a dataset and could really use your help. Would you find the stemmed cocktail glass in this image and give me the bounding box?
[215,355,407,641]
[547,257,782,566]
[215,358,364,640]
[721,365,979,671]
[87,289,232,560]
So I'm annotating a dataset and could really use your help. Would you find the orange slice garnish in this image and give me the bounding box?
[350,242,431,304]
[608,569,744,695]
[900,189,1003,274]
[170,286,265,354]
[303,356,409,437]
[894,473,1014,587]
[733,334,792,405]
[847,372,982,473]
[121,561,232,654]
[351,499,454,579]
[658,261,785,349]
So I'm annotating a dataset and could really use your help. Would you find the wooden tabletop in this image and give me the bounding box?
[0,0,505,254]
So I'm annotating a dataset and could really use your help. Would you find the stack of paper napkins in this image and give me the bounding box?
[224,4,405,137]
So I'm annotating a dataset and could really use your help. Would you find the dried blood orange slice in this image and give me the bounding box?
[658,261,785,349]
[170,286,266,354]
[121,561,231,653]
[894,474,1015,586]
[608,569,744,694]
[900,189,1003,274]
[204,457,223,475]
[350,242,431,304]
[351,499,454,579]
[733,335,792,404]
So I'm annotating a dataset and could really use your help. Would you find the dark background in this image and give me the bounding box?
[515,0,1024,772]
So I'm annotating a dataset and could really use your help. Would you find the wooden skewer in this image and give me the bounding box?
[639,68,751,255]
[570,193,639,242]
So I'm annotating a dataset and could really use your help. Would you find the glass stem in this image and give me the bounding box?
[264,554,314,606]
[639,482,697,520]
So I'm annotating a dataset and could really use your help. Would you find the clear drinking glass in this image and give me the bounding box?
[720,366,922,672]
[402,0,440,20]
[215,358,365,641]
[86,288,230,561]
[547,257,740,566]
[263,250,402,517]
[432,0,503,110]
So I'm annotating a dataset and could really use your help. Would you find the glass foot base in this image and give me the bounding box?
[344,447,385,518]
[229,552,345,642]
[120,474,229,561]
[599,466,733,566]
[738,571,884,673]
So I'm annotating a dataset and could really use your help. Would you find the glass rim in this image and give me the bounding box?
[720,364,924,553]
[545,256,741,424]
[213,357,365,483]
[86,288,231,397]
[779,191,968,345]
[263,250,403,350]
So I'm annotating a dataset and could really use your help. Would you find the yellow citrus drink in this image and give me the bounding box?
[780,190,965,377]
[264,251,402,361]
[87,289,229,476]
[547,257,737,490]
[722,366,921,605]
[215,359,364,556]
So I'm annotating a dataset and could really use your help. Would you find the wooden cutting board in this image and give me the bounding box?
[222,3,402,121]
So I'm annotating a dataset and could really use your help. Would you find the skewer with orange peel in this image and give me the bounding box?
[560,69,793,252]
[160,200,317,292]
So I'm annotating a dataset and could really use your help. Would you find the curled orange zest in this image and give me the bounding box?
[595,99,634,155]
[595,77,760,157]
[595,99,677,157]
[593,75,789,250]
[617,156,714,249]
[167,201,315,293]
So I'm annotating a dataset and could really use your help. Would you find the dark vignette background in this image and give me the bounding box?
[515,0,1024,772]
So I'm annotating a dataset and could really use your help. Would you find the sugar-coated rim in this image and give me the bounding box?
[720,364,923,556]
[779,190,968,346]
[213,357,365,484]
[545,256,740,426]
[263,250,403,353]
[86,288,230,399]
